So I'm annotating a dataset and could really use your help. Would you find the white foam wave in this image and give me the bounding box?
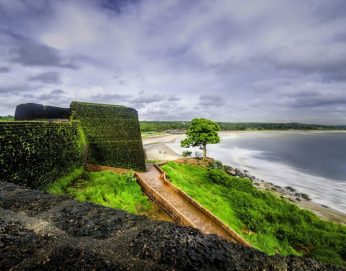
[167,140,346,213]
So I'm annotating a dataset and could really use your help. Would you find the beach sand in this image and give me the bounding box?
[145,143,181,161]
[298,200,346,224]
[143,133,182,161]
[142,133,346,224]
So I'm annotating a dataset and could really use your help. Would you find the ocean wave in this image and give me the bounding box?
[167,140,346,213]
[210,145,346,213]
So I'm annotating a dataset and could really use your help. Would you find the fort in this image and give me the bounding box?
[0,101,145,189]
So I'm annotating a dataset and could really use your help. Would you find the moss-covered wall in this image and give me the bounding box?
[0,101,145,189]
[0,121,83,189]
[70,101,145,171]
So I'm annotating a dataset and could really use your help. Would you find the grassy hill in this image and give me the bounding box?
[162,160,346,267]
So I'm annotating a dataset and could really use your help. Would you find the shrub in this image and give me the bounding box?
[207,168,230,185]
[308,248,344,266]
[182,150,192,158]
[209,160,223,169]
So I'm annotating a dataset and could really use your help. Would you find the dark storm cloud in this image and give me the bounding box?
[38,89,65,100]
[281,91,346,108]
[167,96,181,102]
[199,95,226,107]
[10,39,77,68]
[28,71,61,84]
[51,89,64,95]
[293,97,346,108]
[1,29,77,68]
[313,0,346,22]
[99,0,139,13]
[0,85,30,94]
[260,47,346,78]
[0,66,10,73]
[36,89,71,108]
[0,0,53,31]
[333,32,346,42]
[130,95,164,104]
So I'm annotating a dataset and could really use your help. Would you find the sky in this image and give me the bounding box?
[0,0,346,124]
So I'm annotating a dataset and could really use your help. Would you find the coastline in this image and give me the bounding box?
[143,133,346,224]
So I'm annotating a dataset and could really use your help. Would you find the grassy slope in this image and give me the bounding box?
[47,168,152,215]
[162,161,346,266]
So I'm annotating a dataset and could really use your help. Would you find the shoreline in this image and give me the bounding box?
[242,171,346,224]
[218,130,346,136]
[143,133,346,224]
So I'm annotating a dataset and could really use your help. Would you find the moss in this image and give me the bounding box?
[70,101,145,170]
[0,122,83,189]
[46,167,84,195]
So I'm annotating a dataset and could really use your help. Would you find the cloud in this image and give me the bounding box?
[167,95,181,102]
[0,0,345,123]
[199,95,226,107]
[28,71,61,84]
[130,95,164,104]
[0,85,31,94]
[91,93,132,103]
[36,89,70,106]
[1,29,77,68]
[0,66,10,73]
[279,90,346,108]
[10,40,77,68]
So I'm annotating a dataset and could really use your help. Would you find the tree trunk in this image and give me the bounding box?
[203,143,207,160]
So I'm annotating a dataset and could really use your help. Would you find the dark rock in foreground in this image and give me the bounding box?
[0,182,343,271]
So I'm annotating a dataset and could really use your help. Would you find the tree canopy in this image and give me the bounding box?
[181,118,220,159]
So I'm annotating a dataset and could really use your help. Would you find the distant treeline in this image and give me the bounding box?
[2,116,345,131]
[0,115,14,122]
[140,121,346,132]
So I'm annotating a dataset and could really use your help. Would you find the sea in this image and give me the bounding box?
[166,131,346,214]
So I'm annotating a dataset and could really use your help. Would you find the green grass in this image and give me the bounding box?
[145,159,162,163]
[47,169,153,215]
[47,167,84,195]
[162,161,346,266]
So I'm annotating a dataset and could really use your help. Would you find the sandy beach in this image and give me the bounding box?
[143,132,346,224]
[143,133,182,161]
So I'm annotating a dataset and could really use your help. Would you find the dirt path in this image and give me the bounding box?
[136,164,248,245]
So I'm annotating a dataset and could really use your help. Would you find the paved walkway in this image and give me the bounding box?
[136,164,243,243]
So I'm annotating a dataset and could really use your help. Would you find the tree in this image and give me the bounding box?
[181,118,220,160]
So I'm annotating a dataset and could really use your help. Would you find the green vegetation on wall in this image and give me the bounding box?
[0,121,84,189]
[162,161,346,267]
[70,101,145,171]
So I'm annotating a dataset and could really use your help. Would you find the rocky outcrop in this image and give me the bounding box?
[0,181,344,271]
